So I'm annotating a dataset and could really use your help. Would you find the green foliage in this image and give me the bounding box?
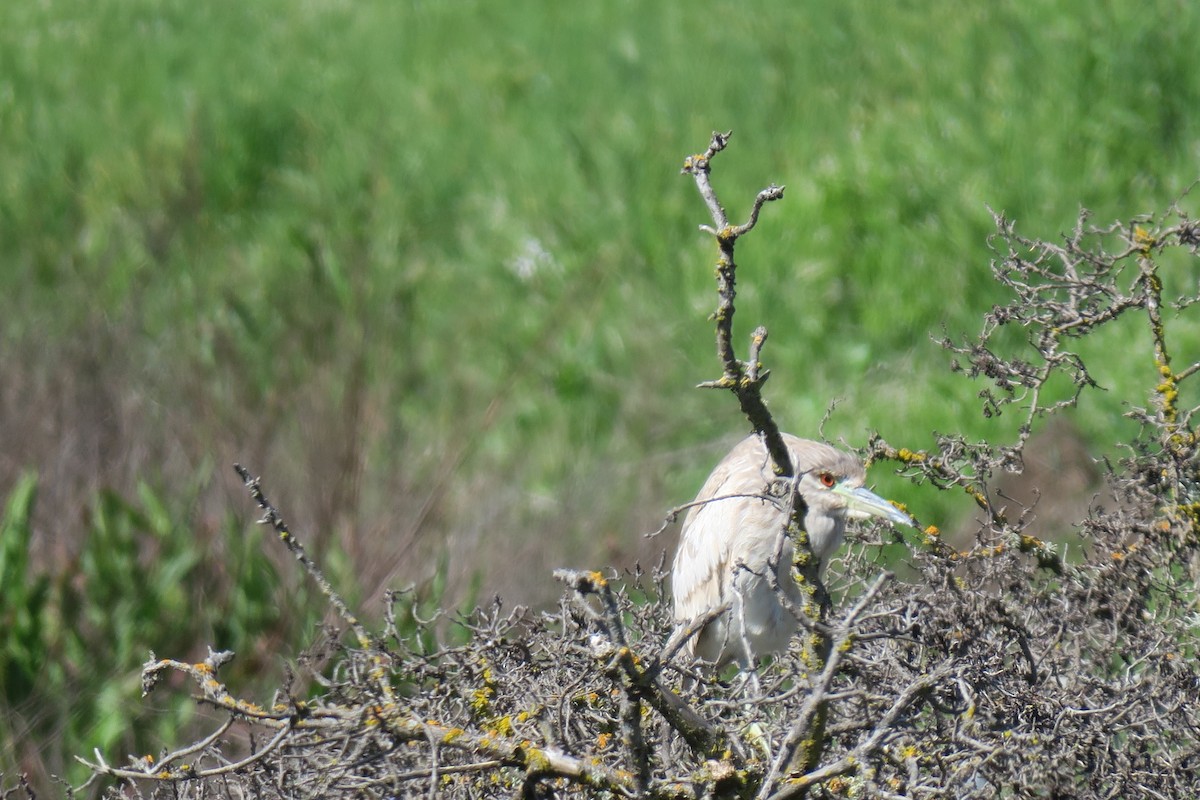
[0,475,314,787]
[0,473,48,707]
[5,2,1198,545]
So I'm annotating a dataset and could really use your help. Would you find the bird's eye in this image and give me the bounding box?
[818,472,836,488]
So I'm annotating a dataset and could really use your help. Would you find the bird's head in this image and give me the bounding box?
[793,441,915,528]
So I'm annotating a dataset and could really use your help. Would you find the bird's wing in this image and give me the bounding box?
[671,439,776,626]
[671,480,735,627]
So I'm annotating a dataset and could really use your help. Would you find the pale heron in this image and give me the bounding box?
[672,433,914,666]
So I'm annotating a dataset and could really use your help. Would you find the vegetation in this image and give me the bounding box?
[53,136,1200,799]
[2,0,1200,794]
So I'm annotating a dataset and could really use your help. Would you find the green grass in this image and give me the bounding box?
[2,0,1200,790]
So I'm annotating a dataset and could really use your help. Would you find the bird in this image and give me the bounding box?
[672,433,914,667]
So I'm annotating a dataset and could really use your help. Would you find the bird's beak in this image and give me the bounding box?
[835,484,916,527]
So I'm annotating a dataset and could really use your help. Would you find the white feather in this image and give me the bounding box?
[671,433,869,666]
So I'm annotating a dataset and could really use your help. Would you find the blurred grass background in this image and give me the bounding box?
[2,0,1199,791]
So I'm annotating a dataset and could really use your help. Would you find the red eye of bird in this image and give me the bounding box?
[819,472,836,488]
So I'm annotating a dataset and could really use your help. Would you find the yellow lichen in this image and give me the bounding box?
[1134,225,1155,253]
[471,690,492,714]
[488,716,515,737]
[523,746,553,773]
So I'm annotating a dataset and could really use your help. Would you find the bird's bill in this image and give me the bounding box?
[835,484,916,527]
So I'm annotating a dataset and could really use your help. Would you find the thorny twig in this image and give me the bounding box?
[684,130,791,479]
